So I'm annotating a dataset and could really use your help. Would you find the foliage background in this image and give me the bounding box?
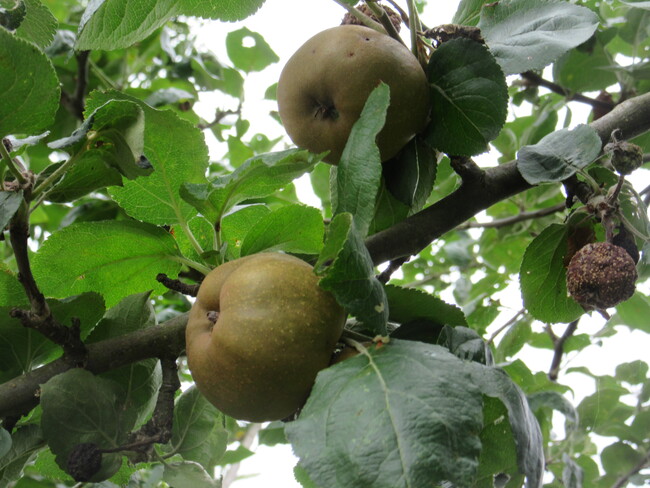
[0,0,649,487]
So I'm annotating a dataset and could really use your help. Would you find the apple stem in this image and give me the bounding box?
[405,0,423,61]
[332,0,388,35]
[365,2,405,45]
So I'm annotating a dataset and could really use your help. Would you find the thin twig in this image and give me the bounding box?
[548,319,580,381]
[60,50,90,120]
[222,423,263,488]
[522,72,615,112]
[376,256,410,283]
[487,309,526,345]
[157,273,200,297]
[125,357,180,461]
[457,202,567,230]
[611,451,650,488]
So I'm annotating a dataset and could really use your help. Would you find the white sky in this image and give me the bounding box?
[192,2,650,486]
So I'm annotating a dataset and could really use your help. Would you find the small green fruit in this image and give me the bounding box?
[185,253,347,421]
[277,25,430,164]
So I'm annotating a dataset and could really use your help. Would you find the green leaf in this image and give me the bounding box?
[0,425,44,486]
[46,100,150,202]
[0,28,59,137]
[181,149,318,224]
[287,340,543,488]
[40,369,137,481]
[179,0,266,21]
[475,397,519,484]
[80,92,207,226]
[88,291,161,426]
[601,442,646,476]
[382,137,438,212]
[334,83,389,237]
[32,220,183,307]
[494,318,532,362]
[438,325,492,365]
[615,360,649,385]
[452,0,485,25]
[87,291,155,342]
[76,0,265,50]
[478,0,599,75]
[517,125,602,184]
[169,387,228,471]
[552,34,619,93]
[0,191,23,233]
[13,0,57,48]
[163,461,220,488]
[520,224,583,323]
[385,284,467,329]
[316,213,388,335]
[221,204,271,260]
[240,204,324,256]
[610,292,650,332]
[527,391,579,433]
[76,0,175,50]
[225,27,279,72]
[425,38,507,156]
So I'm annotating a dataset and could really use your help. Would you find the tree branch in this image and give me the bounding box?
[365,91,650,265]
[456,202,566,230]
[0,313,187,420]
[547,319,579,381]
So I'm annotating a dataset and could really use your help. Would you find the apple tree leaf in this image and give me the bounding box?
[32,220,183,307]
[82,91,209,226]
[0,425,43,485]
[221,205,271,260]
[478,0,599,75]
[226,27,279,73]
[385,284,467,327]
[181,149,319,225]
[0,191,23,233]
[88,291,161,427]
[452,0,485,25]
[425,38,507,156]
[0,263,25,308]
[40,368,137,481]
[382,136,438,213]
[46,100,150,203]
[0,27,59,137]
[13,0,57,48]
[334,82,389,238]
[76,0,265,50]
[520,223,583,323]
[287,339,544,488]
[168,386,229,471]
[517,125,602,185]
[240,204,324,256]
[315,213,388,335]
[162,461,220,487]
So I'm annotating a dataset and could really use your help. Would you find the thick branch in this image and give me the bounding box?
[0,313,187,420]
[365,91,650,265]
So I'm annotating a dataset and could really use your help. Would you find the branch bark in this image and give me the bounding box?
[365,91,650,265]
[0,313,187,420]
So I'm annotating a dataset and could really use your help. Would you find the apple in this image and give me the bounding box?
[185,252,347,421]
[277,25,430,164]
